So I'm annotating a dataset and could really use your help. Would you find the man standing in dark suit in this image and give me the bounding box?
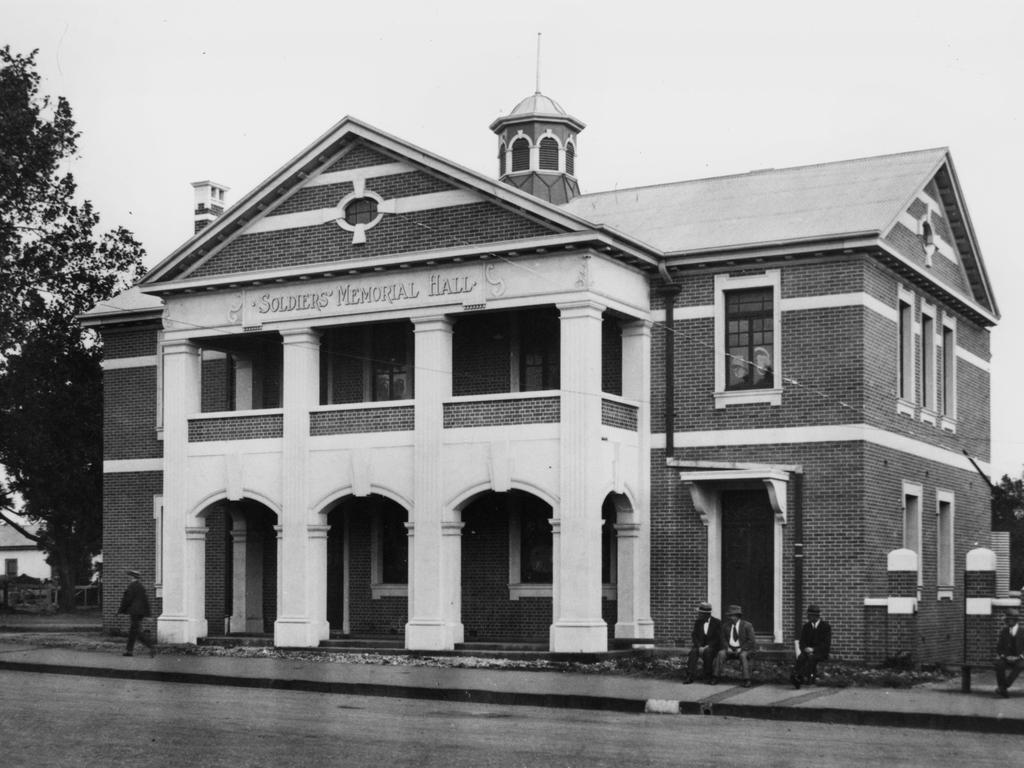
[713,604,757,687]
[995,607,1024,698]
[117,569,156,657]
[791,604,831,689]
[683,601,721,684]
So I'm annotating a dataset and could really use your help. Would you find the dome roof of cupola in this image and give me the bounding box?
[489,91,586,132]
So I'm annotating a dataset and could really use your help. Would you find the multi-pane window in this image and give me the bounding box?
[520,503,552,583]
[942,324,956,418]
[724,288,774,390]
[921,311,935,410]
[511,138,530,172]
[898,298,914,401]
[519,310,560,391]
[937,493,954,589]
[379,505,408,585]
[344,197,378,226]
[539,137,559,170]
[371,323,412,401]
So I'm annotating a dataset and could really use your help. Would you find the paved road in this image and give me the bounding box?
[3,670,1020,767]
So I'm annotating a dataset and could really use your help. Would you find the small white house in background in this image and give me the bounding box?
[0,518,51,581]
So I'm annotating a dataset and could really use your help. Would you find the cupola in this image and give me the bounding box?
[490,91,585,205]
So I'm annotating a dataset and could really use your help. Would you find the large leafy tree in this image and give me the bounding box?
[0,46,146,609]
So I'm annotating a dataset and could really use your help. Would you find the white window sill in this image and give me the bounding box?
[509,583,552,600]
[940,416,957,433]
[509,583,618,600]
[371,583,408,599]
[937,588,954,601]
[920,409,937,426]
[896,399,916,417]
[714,388,782,409]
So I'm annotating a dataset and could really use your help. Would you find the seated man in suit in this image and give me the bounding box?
[684,601,721,684]
[995,607,1024,698]
[791,604,831,689]
[713,604,757,687]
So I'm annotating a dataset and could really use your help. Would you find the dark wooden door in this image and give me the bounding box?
[326,513,344,629]
[721,489,773,633]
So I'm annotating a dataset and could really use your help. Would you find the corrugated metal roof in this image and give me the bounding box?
[81,286,163,319]
[562,148,948,254]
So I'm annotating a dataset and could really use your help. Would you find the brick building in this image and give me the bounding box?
[83,91,998,661]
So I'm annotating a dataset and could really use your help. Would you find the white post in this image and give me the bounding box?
[551,300,607,652]
[157,339,203,644]
[274,328,321,647]
[405,316,456,650]
[618,320,654,639]
[308,524,331,641]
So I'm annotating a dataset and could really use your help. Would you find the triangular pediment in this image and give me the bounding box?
[142,118,655,287]
[881,153,998,319]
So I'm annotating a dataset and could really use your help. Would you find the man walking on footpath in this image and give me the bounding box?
[117,569,156,657]
[995,607,1024,698]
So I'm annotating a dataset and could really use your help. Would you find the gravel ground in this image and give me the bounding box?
[0,624,957,689]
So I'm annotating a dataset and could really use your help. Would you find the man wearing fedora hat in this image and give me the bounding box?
[791,604,831,689]
[683,601,721,684]
[713,604,757,687]
[117,569,156,657]
[995,607,1024,698]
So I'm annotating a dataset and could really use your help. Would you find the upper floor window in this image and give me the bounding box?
[941,320,956,420]
[725,288,774,391]
[936,491,954,592]
[344,197,379,226]
[539,137,559,170]
[897,293,914,403]
[903,482,923,589]
[519,309,560,391]
[920,308,936,411]
[713,270,781,408]
[511,137,530,172]
[5,558,16,578]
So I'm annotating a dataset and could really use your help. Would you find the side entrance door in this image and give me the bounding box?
[720,489,773,633]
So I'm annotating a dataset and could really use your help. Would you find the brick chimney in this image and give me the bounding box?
[192,180,230,234]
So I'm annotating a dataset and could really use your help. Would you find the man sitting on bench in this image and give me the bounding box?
[713,604,757,687]
[791,604,831,689]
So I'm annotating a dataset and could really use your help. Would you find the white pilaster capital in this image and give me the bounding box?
[441,521,466,536]
[273,524,284,539]
[185,526,209,540]
[556,300,606,321]
[403,521,415,536]
[614,522,642,538]
[279,327,322,345]
[229,531,248,544]
[548,518,561,534]
[620,319,654,337]
[412,315,453,333]
[163,339,201,356]
[307,524,331,539]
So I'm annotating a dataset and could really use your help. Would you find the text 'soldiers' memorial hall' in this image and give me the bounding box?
[83,86,999,662]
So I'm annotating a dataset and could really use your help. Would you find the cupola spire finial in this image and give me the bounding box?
[535,32,542,94]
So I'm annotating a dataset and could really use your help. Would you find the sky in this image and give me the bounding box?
[6,0,1024,478]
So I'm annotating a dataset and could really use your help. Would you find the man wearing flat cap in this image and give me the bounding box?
[117,569,156,657]
[684,601,721,684]
[791,604,831,689]
[713,604,757,687]
[995,607,1024,698]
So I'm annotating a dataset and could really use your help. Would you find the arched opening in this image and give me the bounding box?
[460,490,552,643]
[511,137,530,172]
[203,499,278,635]
[325,494,408,637]
[539,137,559,170]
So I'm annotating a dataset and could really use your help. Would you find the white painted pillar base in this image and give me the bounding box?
[157,615,207,645]
[405,619,454,650]
[550,620,609,653]
[274,618,322,648]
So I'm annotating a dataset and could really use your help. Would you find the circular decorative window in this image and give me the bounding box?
[344,197,379,226]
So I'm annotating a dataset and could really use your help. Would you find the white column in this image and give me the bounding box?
[308,524,331,641]
[442,520,465,644]
[617,320,654,639]
[184,525,209,639]
[274,328,321,647]
[551,300,607,652]
[157,339,203,644]
[405,316,456,650]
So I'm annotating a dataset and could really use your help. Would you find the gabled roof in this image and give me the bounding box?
[564,148,949,254]
[141,117,657,288]
[562,147,997,320]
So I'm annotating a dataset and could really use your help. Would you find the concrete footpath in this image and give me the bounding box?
[0,640,1022,734]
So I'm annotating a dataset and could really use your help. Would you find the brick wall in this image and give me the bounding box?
[188,414,284,441]
[443,397,559,428]
[310,406,414,435]
[601,399,637,431]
